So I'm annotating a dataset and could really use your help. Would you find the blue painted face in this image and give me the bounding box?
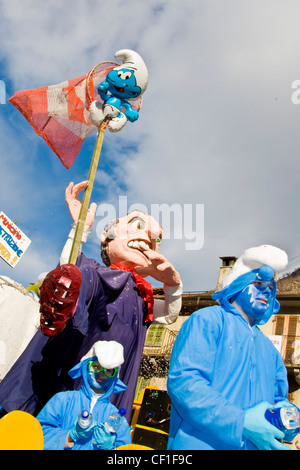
[87,368,114,393]
[106,68,141,100]
[233,280,275,322]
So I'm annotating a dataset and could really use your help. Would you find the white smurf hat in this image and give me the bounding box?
[222,244,288,288]
[114,49,149,94]
[81,340,124,369]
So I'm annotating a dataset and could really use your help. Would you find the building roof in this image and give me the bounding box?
[277,268,300,295]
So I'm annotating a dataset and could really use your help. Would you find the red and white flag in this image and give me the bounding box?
[9,62,120,169]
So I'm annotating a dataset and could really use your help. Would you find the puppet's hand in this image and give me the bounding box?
[135,247,181,287]
[124,108,139,122]
[65,181,97,228]
[98,82,109,100]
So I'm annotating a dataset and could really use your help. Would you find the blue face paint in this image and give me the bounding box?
[87,369,114,393]
[233,280,274,322]
[213,266,280,324]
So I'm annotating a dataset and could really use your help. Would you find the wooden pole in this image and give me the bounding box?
[68,119,108,265]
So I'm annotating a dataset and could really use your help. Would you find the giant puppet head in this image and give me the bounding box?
[89,49,148,132]
[212,245,288,325]
[100,210,162,273]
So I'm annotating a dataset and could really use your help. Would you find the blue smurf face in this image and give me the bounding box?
[233,280,275,322]
[87,366,114,393]
[106,68,141,99]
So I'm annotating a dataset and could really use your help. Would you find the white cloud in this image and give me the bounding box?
[0,0,300,291]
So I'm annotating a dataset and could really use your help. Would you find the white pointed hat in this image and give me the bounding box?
[222,244,288,288]
[81,340,124,369]
[114,49,149,94]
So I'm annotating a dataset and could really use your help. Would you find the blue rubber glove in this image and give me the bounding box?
[69,417,95,443]
[273,401,300,442]
[93,424,116,450]
[243,402,289,450]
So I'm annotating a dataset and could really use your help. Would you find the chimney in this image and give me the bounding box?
[215,256,237,291]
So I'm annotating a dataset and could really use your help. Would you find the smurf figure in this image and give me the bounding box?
[89,49,148,132]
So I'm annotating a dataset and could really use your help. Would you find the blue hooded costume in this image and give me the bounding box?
[167,265,289,450]
[36,355,132,450]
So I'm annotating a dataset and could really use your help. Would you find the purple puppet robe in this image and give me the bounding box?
[0,254,149,422]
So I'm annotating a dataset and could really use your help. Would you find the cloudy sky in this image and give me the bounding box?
[0,0,300,292]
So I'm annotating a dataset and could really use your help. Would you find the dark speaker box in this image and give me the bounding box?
[132,389,171,450]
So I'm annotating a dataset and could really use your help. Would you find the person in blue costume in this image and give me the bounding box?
[37,340,131,450]
[167,244,299,450]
